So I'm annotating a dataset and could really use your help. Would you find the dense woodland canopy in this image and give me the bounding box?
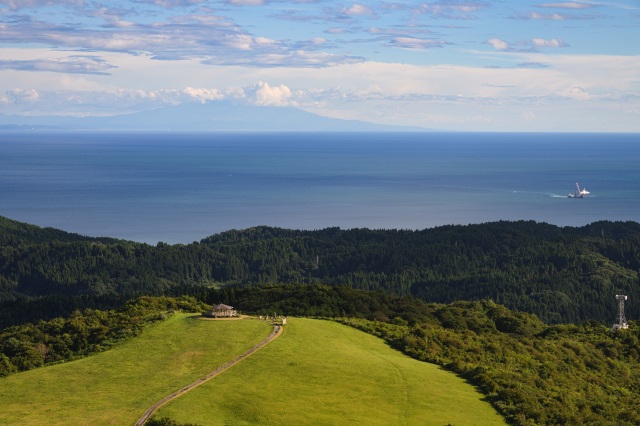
[1,215,639,327]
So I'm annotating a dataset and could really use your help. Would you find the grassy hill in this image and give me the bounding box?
[0,314,272,425]
[0,314,504,426]
[153,318,505,426]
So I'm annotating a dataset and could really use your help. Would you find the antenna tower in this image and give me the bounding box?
[612,295,629,330]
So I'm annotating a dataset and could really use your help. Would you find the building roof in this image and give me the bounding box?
[212,303,234,310]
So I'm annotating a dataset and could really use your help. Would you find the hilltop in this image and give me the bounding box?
[1,291,639,425]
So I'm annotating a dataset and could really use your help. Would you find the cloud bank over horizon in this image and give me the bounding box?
[1,0,638,132]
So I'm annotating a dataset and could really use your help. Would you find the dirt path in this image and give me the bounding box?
[134,322,282,426]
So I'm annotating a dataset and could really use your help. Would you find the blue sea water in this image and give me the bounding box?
[0,132,639,244]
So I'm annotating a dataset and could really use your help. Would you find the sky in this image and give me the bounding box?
[0,0,639,132]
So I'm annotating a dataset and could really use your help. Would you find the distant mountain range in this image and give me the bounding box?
[0,102,428,132]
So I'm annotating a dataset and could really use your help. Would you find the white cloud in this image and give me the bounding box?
[1,47,638,131]
[223,85,249,101]
[0,0,83,11]
[537,2,594,9]
[254,81,292,106]
[0,56,116,75]
[487,38,510,50]
[228,0,265,5]
[413,2,487,19]
[0,14,363,69]
[182,86,223,102]
[564,86,590,100]
[325,27,349,34]
[486,38,567,51]
[342,4,374,16]
[390,37,446,49]
[142,0,206,6]
[531,38,566,48]
[6,88,40,103]
[524,11,569,20]
[226,34,255,51]
[255,37,278,46]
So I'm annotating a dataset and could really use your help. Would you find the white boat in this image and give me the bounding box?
[568,182,590,198]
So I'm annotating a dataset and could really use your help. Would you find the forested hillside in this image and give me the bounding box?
[1,216,639,327]
[0,296,205,376]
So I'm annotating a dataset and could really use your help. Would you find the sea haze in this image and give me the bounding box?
[1,132,638,244]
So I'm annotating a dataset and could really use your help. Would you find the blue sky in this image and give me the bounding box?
[1,0,638,131]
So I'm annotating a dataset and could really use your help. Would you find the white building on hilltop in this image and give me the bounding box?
[204,303,237,318]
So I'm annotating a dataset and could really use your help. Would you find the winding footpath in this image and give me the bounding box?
[135,322,282,426]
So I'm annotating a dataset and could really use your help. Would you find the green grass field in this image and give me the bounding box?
[0,314,272,425]
[0,315,505,426]
[155,318,505,426]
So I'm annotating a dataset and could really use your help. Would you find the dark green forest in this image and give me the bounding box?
[2,215,640,328]
[1,215,639,328]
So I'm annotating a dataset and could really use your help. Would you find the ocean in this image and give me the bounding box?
[1,131,638,244]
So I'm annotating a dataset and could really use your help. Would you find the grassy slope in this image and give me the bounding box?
[0,314,272,425]
[156,318,505,426]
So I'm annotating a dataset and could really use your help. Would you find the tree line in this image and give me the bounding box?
[1,215,639,327]
[340,302,640,426]
[0,296,205,377]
